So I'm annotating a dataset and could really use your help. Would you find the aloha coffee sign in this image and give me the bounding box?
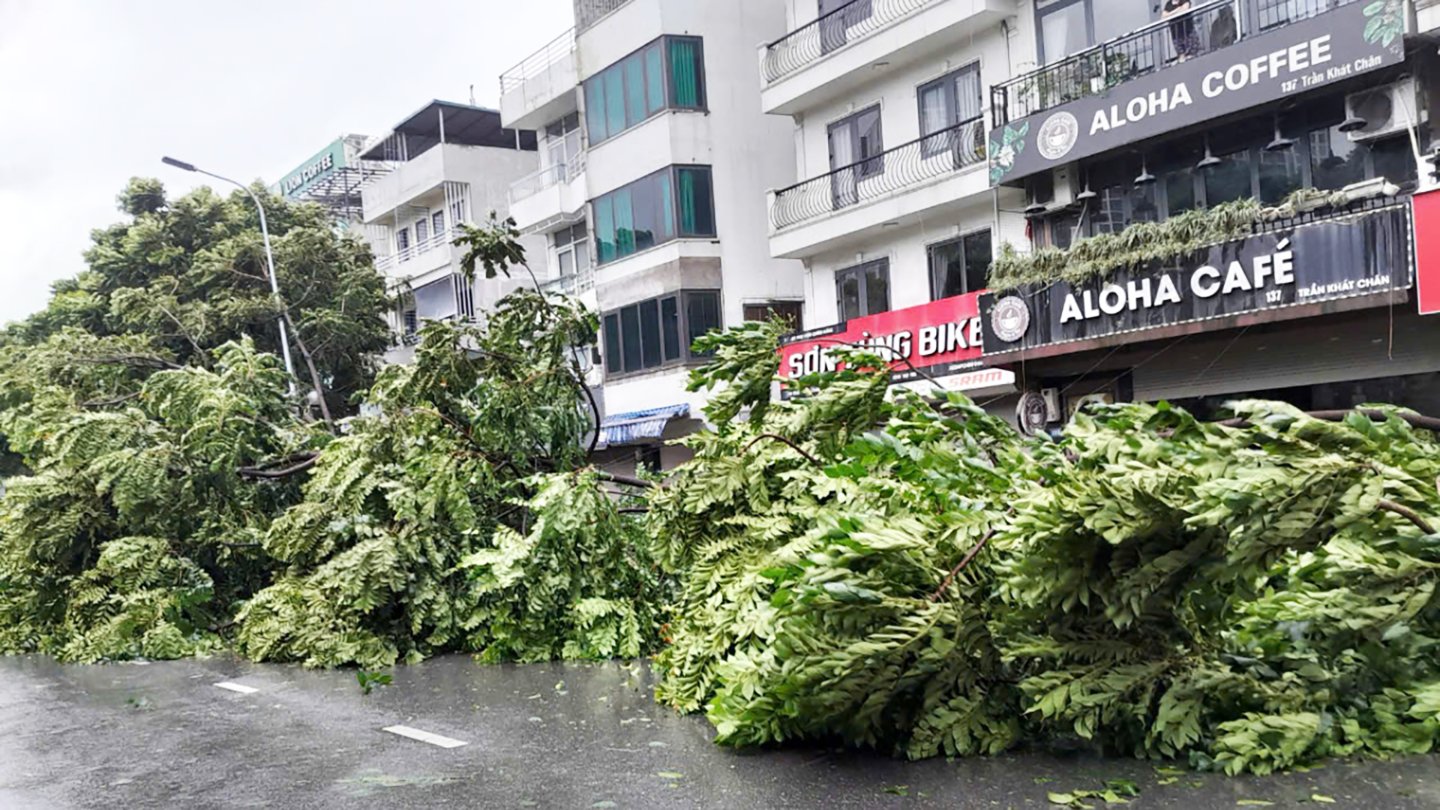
[978,203,1413,355]
[988,0,1404,184]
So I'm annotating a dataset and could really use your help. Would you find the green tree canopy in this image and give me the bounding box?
[5,177,390,415]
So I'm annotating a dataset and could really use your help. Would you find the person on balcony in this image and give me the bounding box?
[1162,0,1201,61]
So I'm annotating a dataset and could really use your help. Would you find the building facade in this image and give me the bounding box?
[759,0,1026,408]
[357,101,548,363]
[974,0,1440,430]
[500,0,807,465]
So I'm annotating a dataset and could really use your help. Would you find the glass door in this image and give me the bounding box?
[828,105,882,210]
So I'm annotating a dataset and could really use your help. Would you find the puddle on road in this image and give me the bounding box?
[333,768,457,797]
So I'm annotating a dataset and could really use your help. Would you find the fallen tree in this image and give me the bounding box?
[654,323,1440,773]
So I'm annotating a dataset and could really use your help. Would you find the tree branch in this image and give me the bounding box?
[929,522,1006,602]
[1377,499,1437,534]
[1216,408,1440,433]
[74,354,182,370]
[237,451,320,480]
[593,469,656,489]
[80,391,142,409]
[742,433,823,467]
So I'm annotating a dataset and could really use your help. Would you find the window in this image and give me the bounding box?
[592,166,715,265]
[1036,0,1153,64]
[414,216,429,248]
[601,290,722,376]
[413,277,457,322]
[835,259,890,322]
[396,226,410,253]
[1258,148,1303,204]
[743,301,803,330]
[402,308,418,337]
[450,199,467,227]
[1204,150,1254,205]
[918,64,982,158]
[454,274,475,321]
[553,222,591,280]
[928,230,992,300]
[1310,125,1364,190]
[828,105,883,209]
[431,209,445,238]
[545,112,583,176]
[584,36,705,145]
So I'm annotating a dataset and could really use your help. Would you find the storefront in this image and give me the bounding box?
[977,192,1440,430]
[778,290,1018,405]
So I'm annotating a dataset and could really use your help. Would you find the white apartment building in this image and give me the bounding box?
[358,100,549,362]
[500,0,806,464]
[760,0,1028,405]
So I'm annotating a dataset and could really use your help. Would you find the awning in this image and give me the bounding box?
[599,404,690,447]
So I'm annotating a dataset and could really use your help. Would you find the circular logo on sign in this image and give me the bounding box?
[1036,112,1079,161]
[990,296,1031,343]
[1016,391,1050,436]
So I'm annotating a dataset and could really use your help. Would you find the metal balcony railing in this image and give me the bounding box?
[991,0,1356,126]
[539,265,596,296]
[374,228,458,273]
[762,0,937,84]
[770,117,985,231]
[575,0,634,32]
[508,154,587,205]
[500,28,576,95]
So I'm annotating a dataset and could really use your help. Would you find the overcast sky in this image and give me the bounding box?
[0,0,574,324]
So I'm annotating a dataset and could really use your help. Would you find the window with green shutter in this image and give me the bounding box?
[590,166,715,266]
[582,36,706,146]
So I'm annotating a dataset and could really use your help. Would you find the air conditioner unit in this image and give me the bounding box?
[1345,79,1420,142]
[1046,164,1080,210]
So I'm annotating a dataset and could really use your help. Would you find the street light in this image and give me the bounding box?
[161,156,298,393]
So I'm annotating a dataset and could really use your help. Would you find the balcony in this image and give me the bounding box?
[759,0,1014,116]
[984,0,1405,184]
[575,0,634,32]
[508,156,588,233]
[499,28,580,131]
[374,227,458,279]
[539,266,597,297]
[769,119,986,257]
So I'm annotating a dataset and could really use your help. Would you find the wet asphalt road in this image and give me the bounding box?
[0,654,1437,809]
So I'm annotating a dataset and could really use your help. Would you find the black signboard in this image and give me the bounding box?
[979,203,1413,355]
[988,0,1405,184]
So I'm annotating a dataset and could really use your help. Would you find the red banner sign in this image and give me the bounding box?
[1416,189,1440,316]
[779,292,987,383]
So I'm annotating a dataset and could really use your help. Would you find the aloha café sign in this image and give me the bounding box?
[988,0,1404,183]
[979,204,1414,354]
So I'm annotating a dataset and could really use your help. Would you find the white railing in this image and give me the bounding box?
[539,264,596,296]
[576,0,634,31]
[509,154,587,205]
[499,28,576,94]
[374,227,458,273]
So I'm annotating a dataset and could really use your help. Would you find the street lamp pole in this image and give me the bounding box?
[160,156,298,394]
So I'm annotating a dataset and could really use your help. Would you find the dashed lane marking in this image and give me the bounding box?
[213,682,259,694]
[382,725,468,748]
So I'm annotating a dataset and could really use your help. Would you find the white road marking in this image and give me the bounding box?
[213,682,258,694]
[382,725,468,748]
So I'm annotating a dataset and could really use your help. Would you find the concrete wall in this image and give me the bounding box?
[578,0,806,342]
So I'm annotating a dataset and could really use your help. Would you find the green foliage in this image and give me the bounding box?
[652,335,1039,758]
[987,189,1354,292]
[659,326,1440,775]
[5,177,390,415]
[0,340,312,661]
[236,292,661,668]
